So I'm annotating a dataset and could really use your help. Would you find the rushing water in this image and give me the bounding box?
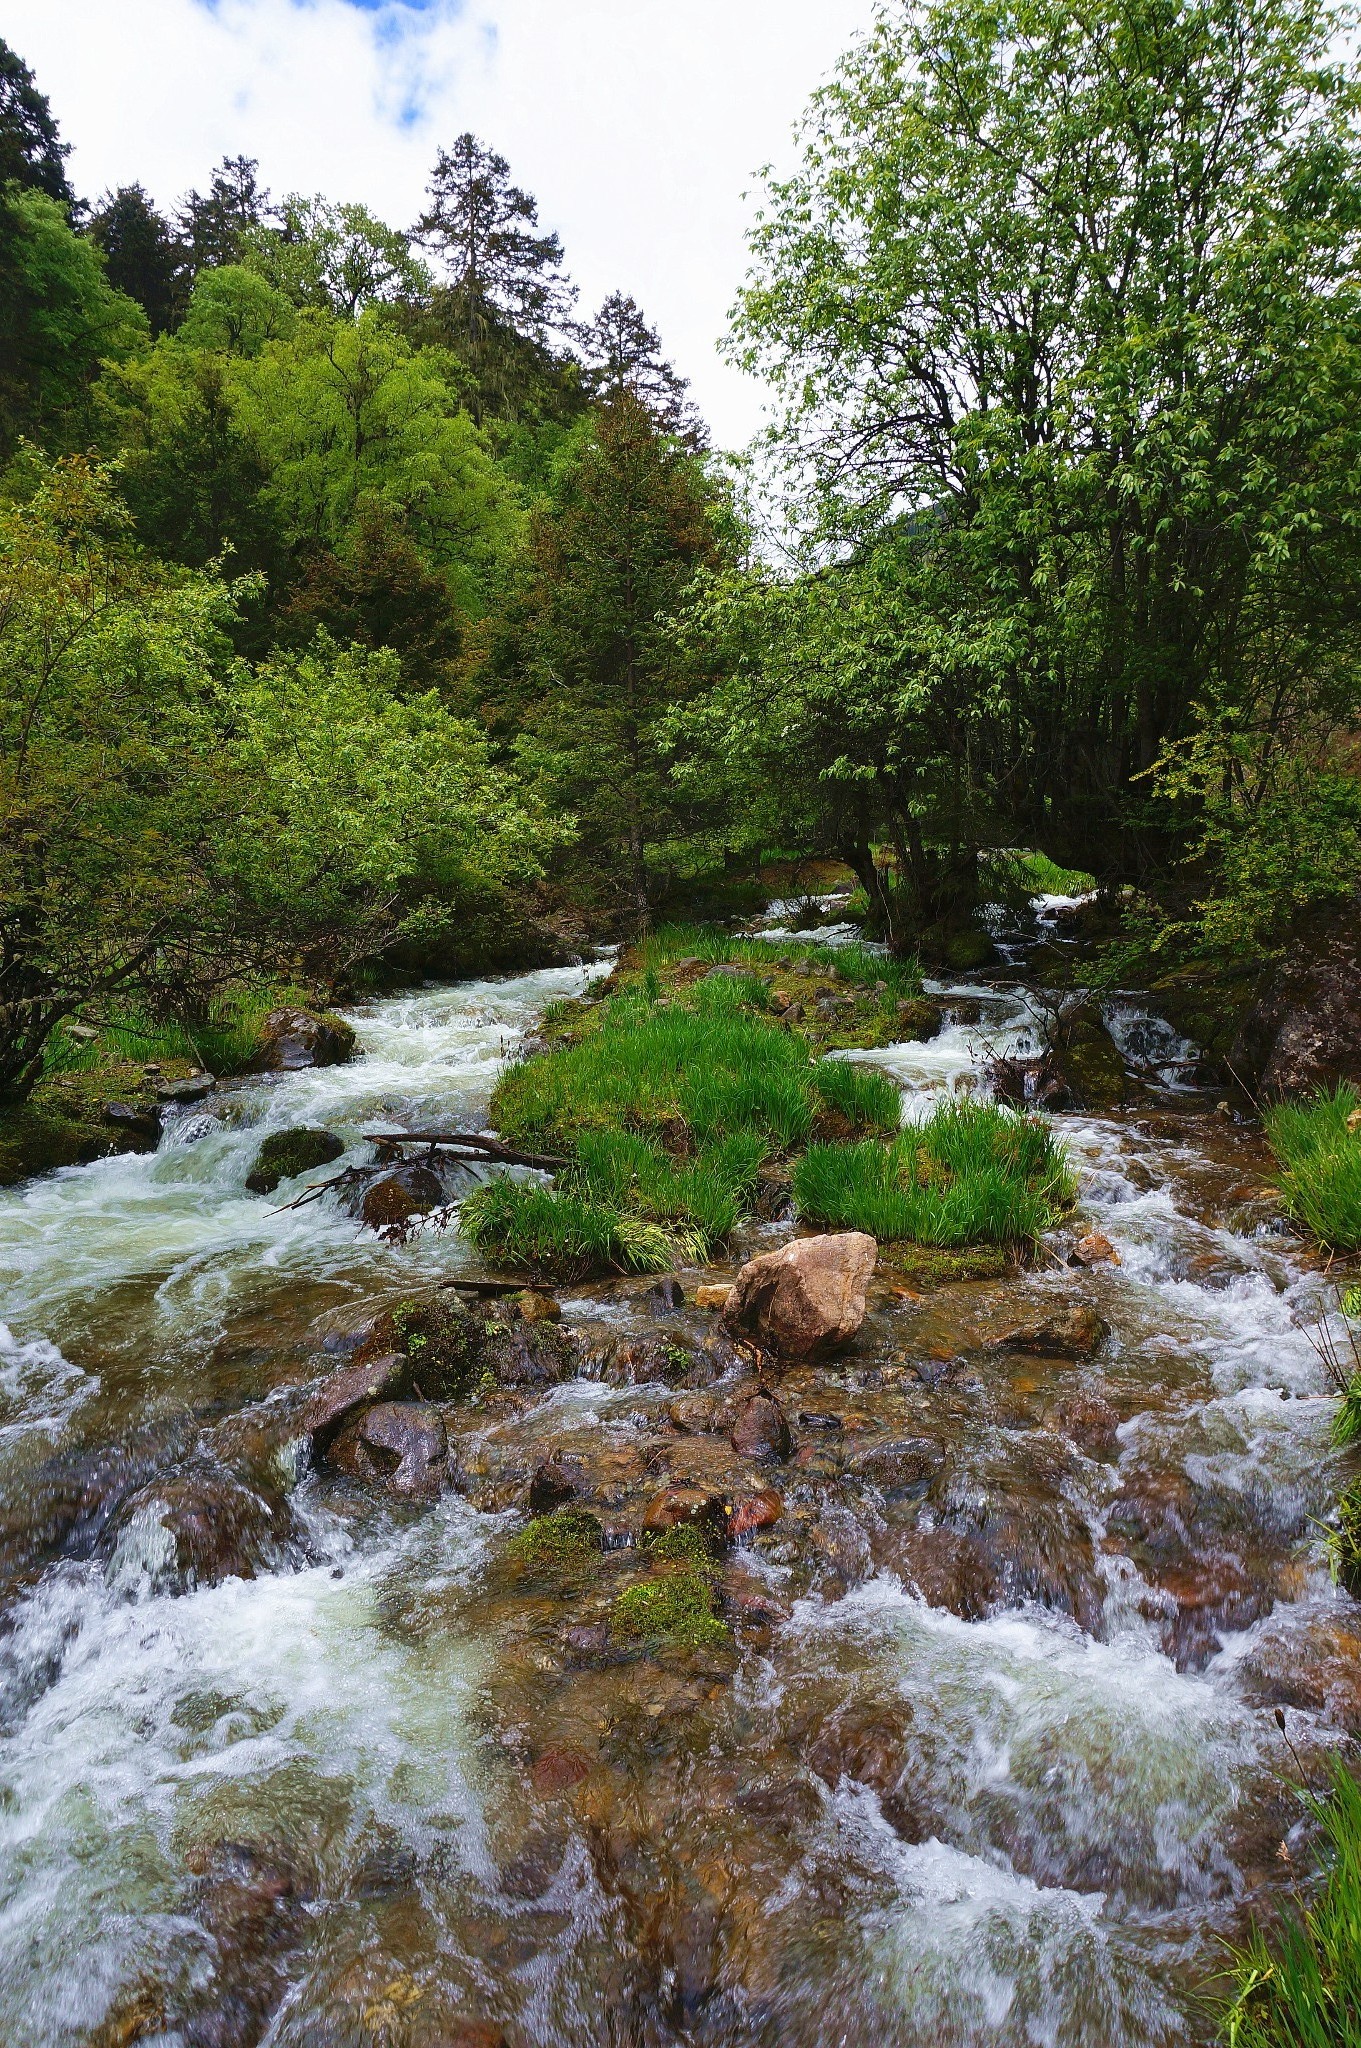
[0,953,1350,2047]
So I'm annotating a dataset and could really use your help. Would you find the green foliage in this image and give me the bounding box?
[705,0,1361,929]
[609,1561,730,1650]
[1220,1757,1361,2046]
[811,1059,902,1133]
[1265,1088,1361,1252]
[570,1127,766,1246]
[0,187,147,457]
[1328,1480,1361,1601]
[794,1098,1073,1247]
[646,924,923,1001]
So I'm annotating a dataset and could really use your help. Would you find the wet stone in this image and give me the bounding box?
[847,1435,945,1496]
[301,1353,407,1450]
[729,1392,792,1461]
[328,1401,448,1498]
[989,1303,1109,1357]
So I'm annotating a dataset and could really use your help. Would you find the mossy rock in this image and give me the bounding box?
[888,1243,1014,1287]
[609,1563,731,1650]
[245,1126,345,1195]
[507,1507,604,1575]
[376,1296,487,1401]
[942,929,1000,973]
[1055,1015,1131,1111]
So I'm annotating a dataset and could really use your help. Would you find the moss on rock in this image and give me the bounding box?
[507,1507,604,1575]
[245,1127,344,1195]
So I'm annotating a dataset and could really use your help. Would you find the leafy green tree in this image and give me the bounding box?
[177,264,297,356]
[278,501,464,693]
[730,0,1361,902]
[242,194,427,316]
[232,308,519,602]
[0,38,70,200]
[0,188,147,457]
[0,458,236,1097]
[512,394,733,924]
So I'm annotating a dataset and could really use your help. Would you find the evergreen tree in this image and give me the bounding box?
[179,155,268,275]
[573,292,705,446]
[0,39,70,201]
[515,394,730,924]
[88,184,182,334]
[416,134,574,340]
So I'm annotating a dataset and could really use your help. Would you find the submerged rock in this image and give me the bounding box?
[356,1164,444,1230]
[729,1392,792,1461]
[989,1304,1108,1357]
[109,1470,298,1590]
[724,1231,877,1362]
[245,1126,344,1195]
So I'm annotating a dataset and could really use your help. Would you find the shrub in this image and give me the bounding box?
[1219,1755,1361,2046]
[1266,1087,1361,1252]
[793,1097,1073,1248]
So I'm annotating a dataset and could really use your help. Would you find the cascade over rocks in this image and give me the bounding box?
[723,1231,877,1362]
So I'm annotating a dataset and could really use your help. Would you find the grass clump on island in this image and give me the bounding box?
[794,1097,1076,1249]
[1218,1755,1361,2047]
[461,968,902,1277]
[1265,1086,1361,1253]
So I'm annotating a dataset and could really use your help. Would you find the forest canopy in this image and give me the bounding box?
[4,0,1361,1096]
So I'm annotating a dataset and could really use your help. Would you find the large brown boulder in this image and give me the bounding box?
[723,1231,877,1362]
[250,1007,356,1072]
[1232,904,1361,1098]
[328,1401,448,1498]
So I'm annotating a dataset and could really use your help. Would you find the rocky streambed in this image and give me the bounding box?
[0,955,1354,2047]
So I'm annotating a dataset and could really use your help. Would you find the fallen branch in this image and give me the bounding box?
[363,1131,566,1169]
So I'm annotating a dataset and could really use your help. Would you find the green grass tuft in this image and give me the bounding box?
[793,1097,1074,1247]
[1219,1755,1361,2046]
[1266,1087,1361,1253]
[506,1508,603,1574]
[645,923,923,999]
[812,1058,902,1133]
[458,1178,693,1279]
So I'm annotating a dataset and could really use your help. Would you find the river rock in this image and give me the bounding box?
[1232,900,1361,1097]
[517,1289,562,1323]
[328,1401,447,1497]
[989,1304,1108,1356]
[723,1231,877,1362]
[154,1074,215,1105]
[730,1488,783,1537]
[848,1435,945,1496]
[301,1353,408,1449]
[694,1284,734,1312]
[110,1471,295,1589]
[729,1393,792,1461]
[101,1100,161,1148]
[357,1163,444,1230]
[245,1126,345,1195]
[250,1006,356,1072]
[527,1458,580,1515]
[641,1486,732,1549]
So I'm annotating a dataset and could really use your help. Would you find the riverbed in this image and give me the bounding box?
[0,955,1351,2047]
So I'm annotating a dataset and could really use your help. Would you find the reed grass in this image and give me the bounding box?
[459,1178,695,1279]
[793,1097,1074,1248]
[42,989,308,1080]
[1219,1756,1361,2047]
[645,922,923,999]
[1265,1087,1361,1252]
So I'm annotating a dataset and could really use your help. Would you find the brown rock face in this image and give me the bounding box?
[641,1486,732,1548]
[723,1231,877,1362]
[250,1006,356,1072]
[1233,903,1361,1097]
[990,1304,1108,1357]
[328,1402,447,1497]
[729,1393,792,1461]
[358,1165,444,1230]
[301,1354,407,1449]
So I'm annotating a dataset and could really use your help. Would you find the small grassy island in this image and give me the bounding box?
[461,927,1075,1279]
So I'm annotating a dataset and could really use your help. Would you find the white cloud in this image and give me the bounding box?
[1,0,876,447]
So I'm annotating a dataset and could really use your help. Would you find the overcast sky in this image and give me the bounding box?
[1,0,877,448]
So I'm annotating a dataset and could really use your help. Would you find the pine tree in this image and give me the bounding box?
[179,155,268,276]
[416,134,574,341]
[88,185,182,335]
[0,40,70,202]
[573,292,705,446]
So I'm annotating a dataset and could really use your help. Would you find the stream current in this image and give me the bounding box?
[0,949,1352,2047]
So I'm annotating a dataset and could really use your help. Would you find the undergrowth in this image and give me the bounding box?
[794,1098,1074,1248]
[645,922,923,1000]
[1265,1086,1361,1253]
[42,987,313,1080]
[1219,1756,1361,2046]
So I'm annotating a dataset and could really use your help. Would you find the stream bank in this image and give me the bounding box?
[0,943,1354,2048]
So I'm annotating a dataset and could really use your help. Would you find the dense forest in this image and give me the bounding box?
[5,0,1361,1108]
